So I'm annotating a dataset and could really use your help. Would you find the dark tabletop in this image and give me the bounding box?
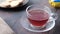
[0,0,60,34]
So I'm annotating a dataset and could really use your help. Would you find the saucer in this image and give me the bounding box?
[20,16,55,32]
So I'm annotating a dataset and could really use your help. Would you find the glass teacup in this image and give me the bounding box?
[26,5,57,29]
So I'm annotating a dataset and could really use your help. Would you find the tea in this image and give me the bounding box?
[28,10,49,26]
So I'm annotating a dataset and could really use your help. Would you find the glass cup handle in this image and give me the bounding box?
[50,13,58,20]
[44,6,58,20]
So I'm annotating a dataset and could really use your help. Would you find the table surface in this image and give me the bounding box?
[0,0,60,34]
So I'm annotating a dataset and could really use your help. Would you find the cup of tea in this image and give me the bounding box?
[26,5,57,29]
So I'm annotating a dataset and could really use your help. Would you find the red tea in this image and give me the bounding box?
[28,10,49,26]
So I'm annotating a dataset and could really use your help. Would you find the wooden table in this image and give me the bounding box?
[0,0,60,34]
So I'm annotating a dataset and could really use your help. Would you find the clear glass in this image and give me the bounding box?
[20,4,58,32]
[26,5,57,29]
